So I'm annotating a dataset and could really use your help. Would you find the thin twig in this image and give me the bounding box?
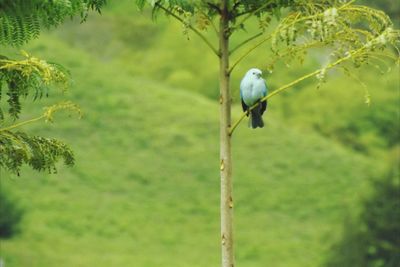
[229,35,272,74]
[0,115,45,132]
[155,3,219,56]
[206,2,221,14]
[230,32,263,55]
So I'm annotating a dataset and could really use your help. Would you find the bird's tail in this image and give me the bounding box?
[249,109,264,128]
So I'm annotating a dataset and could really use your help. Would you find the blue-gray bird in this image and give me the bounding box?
[240,68,268,128]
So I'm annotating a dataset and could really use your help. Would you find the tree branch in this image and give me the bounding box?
[234,8,261,18]
[229,35,272,74]
[206,2,221,14]
[230,32,263,55]
[155,3,220,57]
[229,46,368,135]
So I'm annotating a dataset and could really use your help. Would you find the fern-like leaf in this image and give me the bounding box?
[0,0,106,46]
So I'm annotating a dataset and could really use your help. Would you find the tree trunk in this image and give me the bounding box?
[219,1,233,267]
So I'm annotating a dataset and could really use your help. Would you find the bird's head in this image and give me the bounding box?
[246,68,263,79]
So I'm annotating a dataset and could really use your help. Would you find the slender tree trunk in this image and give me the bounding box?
[219,1,234,266]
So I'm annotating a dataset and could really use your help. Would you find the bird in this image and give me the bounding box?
[240,68,268,128]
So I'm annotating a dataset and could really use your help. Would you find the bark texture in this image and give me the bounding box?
[219,1,234,266]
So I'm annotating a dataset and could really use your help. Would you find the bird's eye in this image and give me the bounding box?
[252,72,255,75]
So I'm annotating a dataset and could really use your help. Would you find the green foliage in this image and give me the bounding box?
[0,0,104,174]
[325,156,400,267]
[0,130,74,175]
[0,188,23,238]
[266,2,398,70]
[136,0,295,19]
[0,50,81,175]
[360,0,399,25]
[0,51,70,120]
[0,0,106,46]
[0,100,81,175]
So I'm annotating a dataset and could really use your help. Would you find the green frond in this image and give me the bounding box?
[0,101,82,132]
[43,101,82,123]
[0,0,106,46]
[0,101,81,175]
[0,1,102,175]
[0,130,74,175]
[0,51,70,120]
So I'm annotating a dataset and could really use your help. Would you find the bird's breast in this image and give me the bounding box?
[242,84,264,106]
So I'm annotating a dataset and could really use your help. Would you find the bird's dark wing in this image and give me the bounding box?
[259,79,268,115]
[260,100,267,115]
[241,98,249,116]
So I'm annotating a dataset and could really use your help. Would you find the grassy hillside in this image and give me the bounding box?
[0,33,383,267]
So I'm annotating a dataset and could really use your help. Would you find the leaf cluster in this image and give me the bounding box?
[137,0,295,32]
[0,130,74,175]
[0,100,81,175]
[0,0,103,174]
[268,2,398,65]
[137,1,399,63]
[0,52,76,175]
[0,0,106,46]
[0,53,82,175]
[0,52,70,121]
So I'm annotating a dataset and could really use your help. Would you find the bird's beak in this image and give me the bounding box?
[257,73,262,78]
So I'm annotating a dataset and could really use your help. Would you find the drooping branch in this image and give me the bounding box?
[229,41,397,135]
[155,2,219,56]
[264,28,362,69]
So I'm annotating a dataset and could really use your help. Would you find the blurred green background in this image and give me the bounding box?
[1,1,399,266]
